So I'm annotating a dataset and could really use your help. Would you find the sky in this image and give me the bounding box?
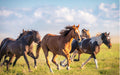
[0,0,119,39]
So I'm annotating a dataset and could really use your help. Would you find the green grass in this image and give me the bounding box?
[0,43,119,75]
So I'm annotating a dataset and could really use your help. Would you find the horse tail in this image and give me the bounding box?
[0,38,9,62]
[35,41,42,59]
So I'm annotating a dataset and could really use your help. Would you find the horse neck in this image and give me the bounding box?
[64,31,74,44]
[20,36,33,46]
[94,35,103,46]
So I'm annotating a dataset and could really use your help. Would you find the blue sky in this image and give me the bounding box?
[0,0,119,39]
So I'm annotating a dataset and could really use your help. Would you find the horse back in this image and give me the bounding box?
[81,38,100,54]
[42,34,65,54]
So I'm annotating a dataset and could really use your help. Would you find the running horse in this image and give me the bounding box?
[0,30,41,71]
[41,25,80,73]
[60,28,90,65]
[73,32,111,69]
[0,30,41,67]
[72,28,90,61]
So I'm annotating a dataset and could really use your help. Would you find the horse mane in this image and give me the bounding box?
[59,25,74,36]
[16,30,30,40]
[96,32,101,37]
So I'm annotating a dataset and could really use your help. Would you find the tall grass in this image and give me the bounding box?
[0,43,119,75]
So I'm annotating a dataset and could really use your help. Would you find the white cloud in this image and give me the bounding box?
[0,9,23,18]
[55,7,74,22]
[0,10,13,16]
[99,3,119,18]
[77,10,96,24]
[33,7,97,25]
[34,9,43,18]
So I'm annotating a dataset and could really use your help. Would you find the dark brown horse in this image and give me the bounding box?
[41,25,80,73]
[72,32,112,69]
[0,30,41,68]
[0,30,41,71]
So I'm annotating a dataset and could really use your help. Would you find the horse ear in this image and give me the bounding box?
[104,32,107,36]
[77,24,80,28]
[22,29,25,32]
[72,25,75,28]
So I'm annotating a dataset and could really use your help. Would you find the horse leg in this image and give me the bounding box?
[52,54,60,70]
[1,55,8,66]
[7,56,14,71]
[13,56,20,67]
[81,55,92,69]
[77,51,82,61]
[60,58,67,67]
[27,52,37,69]
[71,50,78,61]
[36,42,41,59]
[93,53,98,69]
[23,52,31,72]
[66,53,71,70]
[42,47,53,73]
[76,53,81,61]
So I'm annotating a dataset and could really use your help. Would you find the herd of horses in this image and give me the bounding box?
[0,25,112,73]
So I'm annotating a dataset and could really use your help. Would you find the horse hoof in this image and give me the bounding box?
[60,62,63,66]
[66,66,70,70]
[96,66,98,69]
[50,68,53,73]
[74,59,79,61]
[80,67,83,69]
[34,66,37,69]
[29,70,33,72]
[57,66,60,70]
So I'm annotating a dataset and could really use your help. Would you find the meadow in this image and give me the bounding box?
[0,43,119,75]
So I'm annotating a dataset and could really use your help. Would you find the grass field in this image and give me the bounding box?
[0,43,119,75]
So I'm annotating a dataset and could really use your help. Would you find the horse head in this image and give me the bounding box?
[71,24,81,41]
[17,30,30,40]
[32,30,41,44]
[101,32,112,49]
[81,29,90,38]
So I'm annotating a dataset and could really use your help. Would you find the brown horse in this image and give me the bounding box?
[0,30,41,71]
[81,29,90,40]
[41,25,80,73]
[71,32,112,69]
[60,28,91,65]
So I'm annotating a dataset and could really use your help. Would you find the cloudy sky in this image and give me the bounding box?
[0,0,119,39]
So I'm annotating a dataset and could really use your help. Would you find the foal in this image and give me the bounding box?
[41,25,80,73]
[73,32,111,69]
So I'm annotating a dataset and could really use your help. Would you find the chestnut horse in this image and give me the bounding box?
[72,32,112,69]
[0,30,41,71]
[41,25,80,73]
[60,29,90,65]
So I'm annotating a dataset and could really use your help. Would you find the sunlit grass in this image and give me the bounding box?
[0,43,119,75]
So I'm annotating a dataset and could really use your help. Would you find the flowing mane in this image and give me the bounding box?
[59,25,74,36]
[16,30,30,40]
